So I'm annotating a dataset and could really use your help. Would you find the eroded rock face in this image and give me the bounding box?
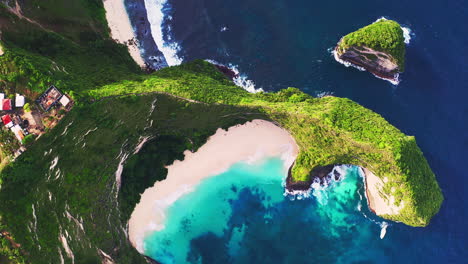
[285,164,336,191]
[335,45,400,81]
[363,168,404,216]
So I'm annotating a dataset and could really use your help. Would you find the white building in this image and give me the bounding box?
[59,95,70,107]
[0,93,4,111]
[10,125,25,142]
[15,94,25,107]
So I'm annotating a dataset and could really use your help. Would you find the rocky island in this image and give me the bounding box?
[334,19,406,84]
[0,1,442,263]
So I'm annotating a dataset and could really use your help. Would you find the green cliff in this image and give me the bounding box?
[0,2,442,263]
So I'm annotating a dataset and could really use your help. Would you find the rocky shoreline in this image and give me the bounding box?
[333,45,400,84]
[285,164,338,192]
[124,0,168,70]
[213,64,239,80]
[285,164,386,216]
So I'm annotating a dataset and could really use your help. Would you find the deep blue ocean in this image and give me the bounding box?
[128,0,468,262]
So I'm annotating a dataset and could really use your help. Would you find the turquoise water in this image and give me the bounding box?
[144,158,387,263]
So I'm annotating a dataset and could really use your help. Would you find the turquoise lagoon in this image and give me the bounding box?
[143,158,389,263]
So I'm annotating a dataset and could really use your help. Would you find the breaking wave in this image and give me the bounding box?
[401,26,412,44]
[144,0,182,66]
[374,16,412,45]
[205,59,264,93]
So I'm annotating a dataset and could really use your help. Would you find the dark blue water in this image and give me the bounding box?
[136,0,468,262]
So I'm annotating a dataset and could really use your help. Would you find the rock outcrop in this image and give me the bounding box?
[285,164,337,192]
[334,19,406,84]
[334,45,400,81]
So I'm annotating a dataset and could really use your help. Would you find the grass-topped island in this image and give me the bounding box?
[334,18,407,84]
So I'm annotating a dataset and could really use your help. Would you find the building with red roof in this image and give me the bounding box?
[2,114,12,127]
[2,99,12,111]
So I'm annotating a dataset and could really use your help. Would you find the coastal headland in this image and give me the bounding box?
[0,1,443,263]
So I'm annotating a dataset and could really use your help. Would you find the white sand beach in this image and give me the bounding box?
[363,168,404,216]
[103,0,145,67]
[128,120,299,253]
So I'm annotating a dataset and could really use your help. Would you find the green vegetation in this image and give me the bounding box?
[0,3,142,100]
[0,92,264,263]
[337,19,406,70]
[0,1,442,263]
[1,220,25,264]
[20,134,35,146]
[22,103,31,112]
[88,60,442,227]
[0,60,443,264]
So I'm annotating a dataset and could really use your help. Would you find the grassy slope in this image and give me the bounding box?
[0,3,142,100]
[337,19,406,70]
[0,92,264,263]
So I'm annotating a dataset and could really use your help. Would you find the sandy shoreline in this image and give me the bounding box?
[128,120,299,253]
[363,167,404,216]
[103,0,145,67]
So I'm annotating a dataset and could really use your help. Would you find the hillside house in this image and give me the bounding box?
[15,94,25,107]
[37,86,63,111]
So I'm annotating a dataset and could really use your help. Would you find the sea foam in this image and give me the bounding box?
[205,59,264,93]
[401,26,412,44]
[144,0,182,66]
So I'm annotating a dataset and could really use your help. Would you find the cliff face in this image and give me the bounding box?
[335,19,405,83]
[335,45,400,81]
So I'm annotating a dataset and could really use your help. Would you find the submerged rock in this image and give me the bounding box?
[334,19,406,84]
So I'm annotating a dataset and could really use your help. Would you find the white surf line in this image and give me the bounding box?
[402,27,412,44]
[144,0,182,65]
[205,59,264,93]
[103,0,146,67]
